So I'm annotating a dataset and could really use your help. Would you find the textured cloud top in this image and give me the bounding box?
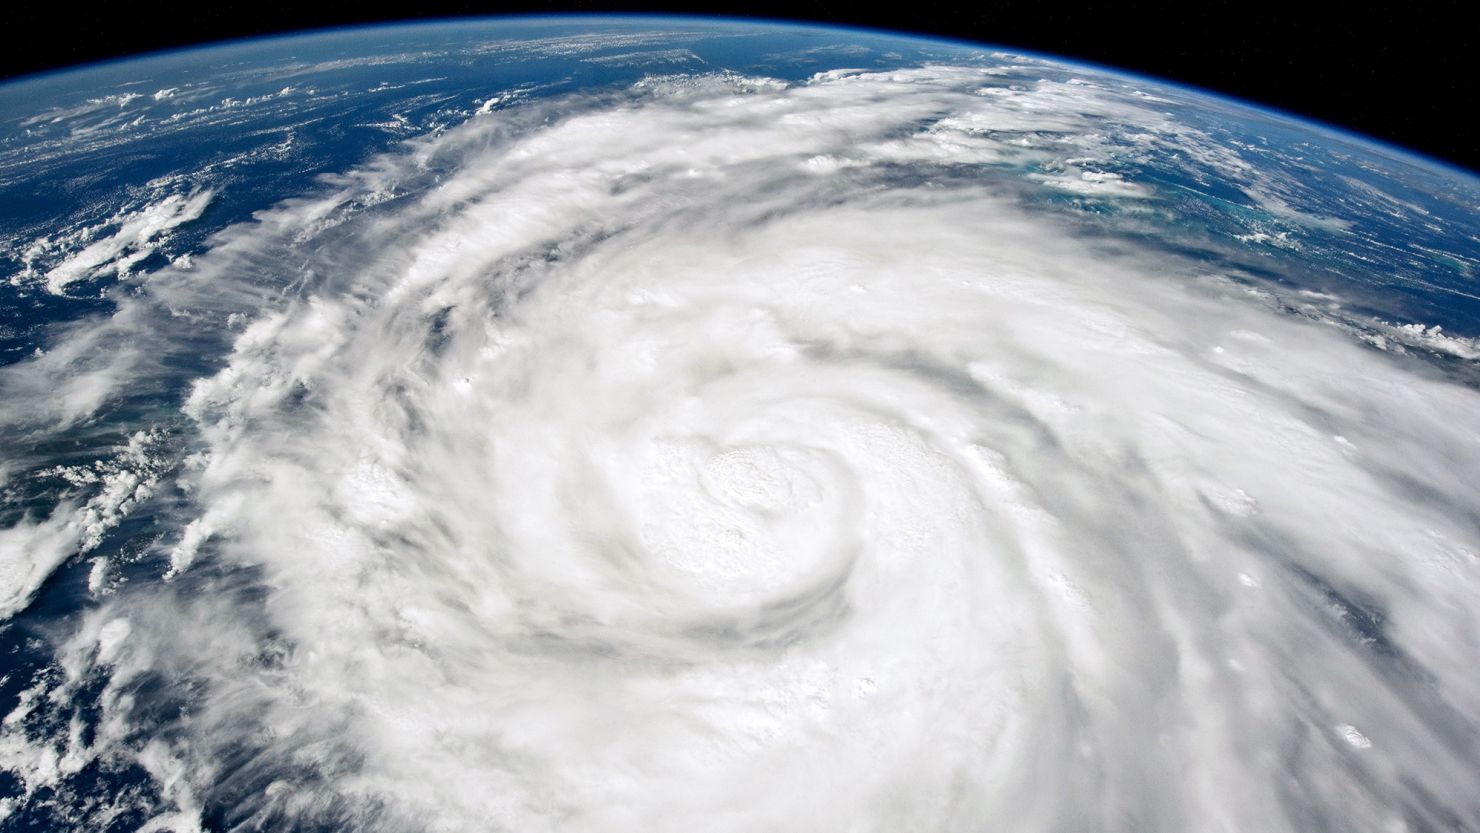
[2,39,1480,833]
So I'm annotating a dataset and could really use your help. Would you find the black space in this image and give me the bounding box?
[4,0,1476,173]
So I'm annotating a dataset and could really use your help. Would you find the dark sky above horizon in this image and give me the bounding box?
[4,0,1476,172]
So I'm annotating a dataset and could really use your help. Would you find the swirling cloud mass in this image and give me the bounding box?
[3,58,1480,832]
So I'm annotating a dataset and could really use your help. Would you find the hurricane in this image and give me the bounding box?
[2,20,1479,833]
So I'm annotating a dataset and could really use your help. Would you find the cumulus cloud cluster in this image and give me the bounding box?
[3,64,1480,832]
[26,189,214,294]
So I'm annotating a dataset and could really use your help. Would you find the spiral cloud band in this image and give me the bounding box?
[3,61,1480,832]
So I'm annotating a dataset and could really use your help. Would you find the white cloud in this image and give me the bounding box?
[0,510,77,620]
[1365,319,1480,360]
[2,62,1479,833]
[0,429,169,618]
[37,190,213,294]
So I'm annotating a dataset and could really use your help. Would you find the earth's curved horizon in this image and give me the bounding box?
[2,15,1479,833]
[13,14,1476,180]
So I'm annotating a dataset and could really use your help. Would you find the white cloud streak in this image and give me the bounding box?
[24,189,214,295]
